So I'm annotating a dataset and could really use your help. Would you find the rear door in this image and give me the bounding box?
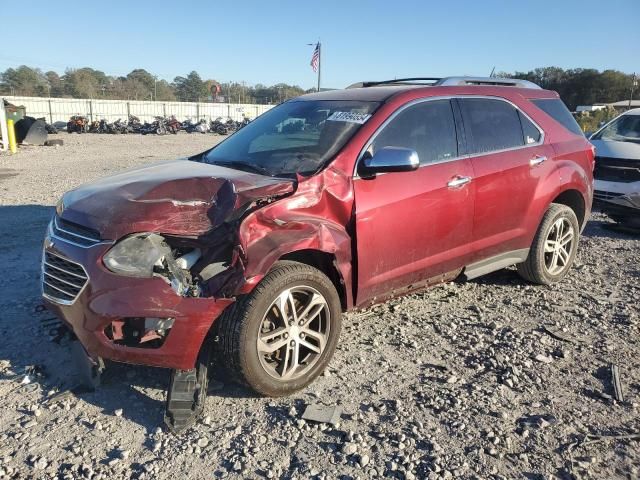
[353,99,475,305]
[458,97,553,260]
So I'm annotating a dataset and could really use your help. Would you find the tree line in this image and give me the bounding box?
[0,66,309,104]
[0,65,635,109]
[503,67,635,111]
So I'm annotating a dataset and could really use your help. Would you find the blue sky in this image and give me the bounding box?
[2,0,638,89]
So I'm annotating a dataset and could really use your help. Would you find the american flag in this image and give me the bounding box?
[310,43,320,72]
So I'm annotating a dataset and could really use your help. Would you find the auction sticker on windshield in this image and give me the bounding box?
[327,111,372,124]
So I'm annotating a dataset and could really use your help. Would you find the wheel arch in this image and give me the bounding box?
[278,249,348,311]
[550,188,587,229]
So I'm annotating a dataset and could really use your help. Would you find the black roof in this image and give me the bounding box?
[296,85,420,102]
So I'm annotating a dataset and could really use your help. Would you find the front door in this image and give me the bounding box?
[353,99,475,306]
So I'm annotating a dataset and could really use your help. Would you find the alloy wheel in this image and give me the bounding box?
[543,217,575,275]
[257,286,330,381]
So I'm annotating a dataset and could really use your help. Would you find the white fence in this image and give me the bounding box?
[3,96,275,124]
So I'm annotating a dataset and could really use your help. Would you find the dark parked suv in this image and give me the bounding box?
[43,76,594,430]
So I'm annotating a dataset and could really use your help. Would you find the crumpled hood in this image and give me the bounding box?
[591,139,640,160]
[60,159,296,240]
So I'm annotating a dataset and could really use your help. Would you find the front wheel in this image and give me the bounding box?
[517,203,580,285]
[217,261,342,397]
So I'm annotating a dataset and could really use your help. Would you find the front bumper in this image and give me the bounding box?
[42,228,234,370]
[594,179,640,201]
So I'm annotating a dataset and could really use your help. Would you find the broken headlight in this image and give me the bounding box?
[103,233,203,297]
[103,233,170,277]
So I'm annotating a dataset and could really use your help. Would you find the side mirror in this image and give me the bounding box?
[359,146,420,177]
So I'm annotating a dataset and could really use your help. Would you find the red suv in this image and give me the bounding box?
[43,76,593,431]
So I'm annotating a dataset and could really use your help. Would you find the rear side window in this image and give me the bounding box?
[459,98,525,154]
[519,111,542,144]
[532,98,584,136]
[370,99,458,165]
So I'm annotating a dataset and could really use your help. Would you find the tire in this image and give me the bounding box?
[517,203,580,285]
[217,261,342,397]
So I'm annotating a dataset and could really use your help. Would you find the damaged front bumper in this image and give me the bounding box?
[599,192,640,229]
[42,229,234,371]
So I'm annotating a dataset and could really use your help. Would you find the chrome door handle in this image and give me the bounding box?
[447,176,472,188]
[530,155,547,166]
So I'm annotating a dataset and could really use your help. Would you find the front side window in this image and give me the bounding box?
[203,100,379,177]
[591,114,640,144]
[460,98,525,154]
[369,99,458,165]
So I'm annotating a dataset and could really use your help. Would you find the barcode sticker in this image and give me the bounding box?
[326,111,372,124]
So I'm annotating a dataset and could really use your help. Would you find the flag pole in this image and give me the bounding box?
[317,42,321,92]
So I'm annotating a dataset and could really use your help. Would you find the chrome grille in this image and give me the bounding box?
[42,251,88,304]
[51,216,102,247]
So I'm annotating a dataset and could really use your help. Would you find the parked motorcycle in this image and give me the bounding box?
[112,118,129,134]
[67,115,89,133]
[127,115,143,134]
[238,115,251,129]
[140,116,169,135]
[210,117,228,135]
[165,115,181,134]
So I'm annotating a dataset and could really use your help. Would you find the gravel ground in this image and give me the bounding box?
[1,134,639,480]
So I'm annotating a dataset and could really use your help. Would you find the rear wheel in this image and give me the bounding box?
[217,261,342,397]
[517,203,580,284]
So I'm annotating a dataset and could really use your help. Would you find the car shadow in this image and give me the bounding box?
[582,218,640,239]
[463,267,523,287]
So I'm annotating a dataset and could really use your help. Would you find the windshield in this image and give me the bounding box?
[202,100,379,176]
[592,114,640,143]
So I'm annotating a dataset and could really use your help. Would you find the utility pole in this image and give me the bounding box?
[630,73,637,110]
[154,75,158,102]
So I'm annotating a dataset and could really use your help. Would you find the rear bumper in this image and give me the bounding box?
[42,230,234,371]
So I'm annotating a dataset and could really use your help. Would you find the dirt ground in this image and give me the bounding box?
[0,133,639,480]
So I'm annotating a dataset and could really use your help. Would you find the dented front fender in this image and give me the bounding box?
[234,165,355,308]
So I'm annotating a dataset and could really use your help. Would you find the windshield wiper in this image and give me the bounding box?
[211,160,271,176]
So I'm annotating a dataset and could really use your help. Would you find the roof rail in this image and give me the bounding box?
[347,76,542,90]
[433,76,542,89]
[346,77,442,88]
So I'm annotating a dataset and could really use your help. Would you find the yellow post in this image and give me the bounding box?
[7,119,17,154]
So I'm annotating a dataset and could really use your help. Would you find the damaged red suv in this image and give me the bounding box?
[43,77,593,431]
